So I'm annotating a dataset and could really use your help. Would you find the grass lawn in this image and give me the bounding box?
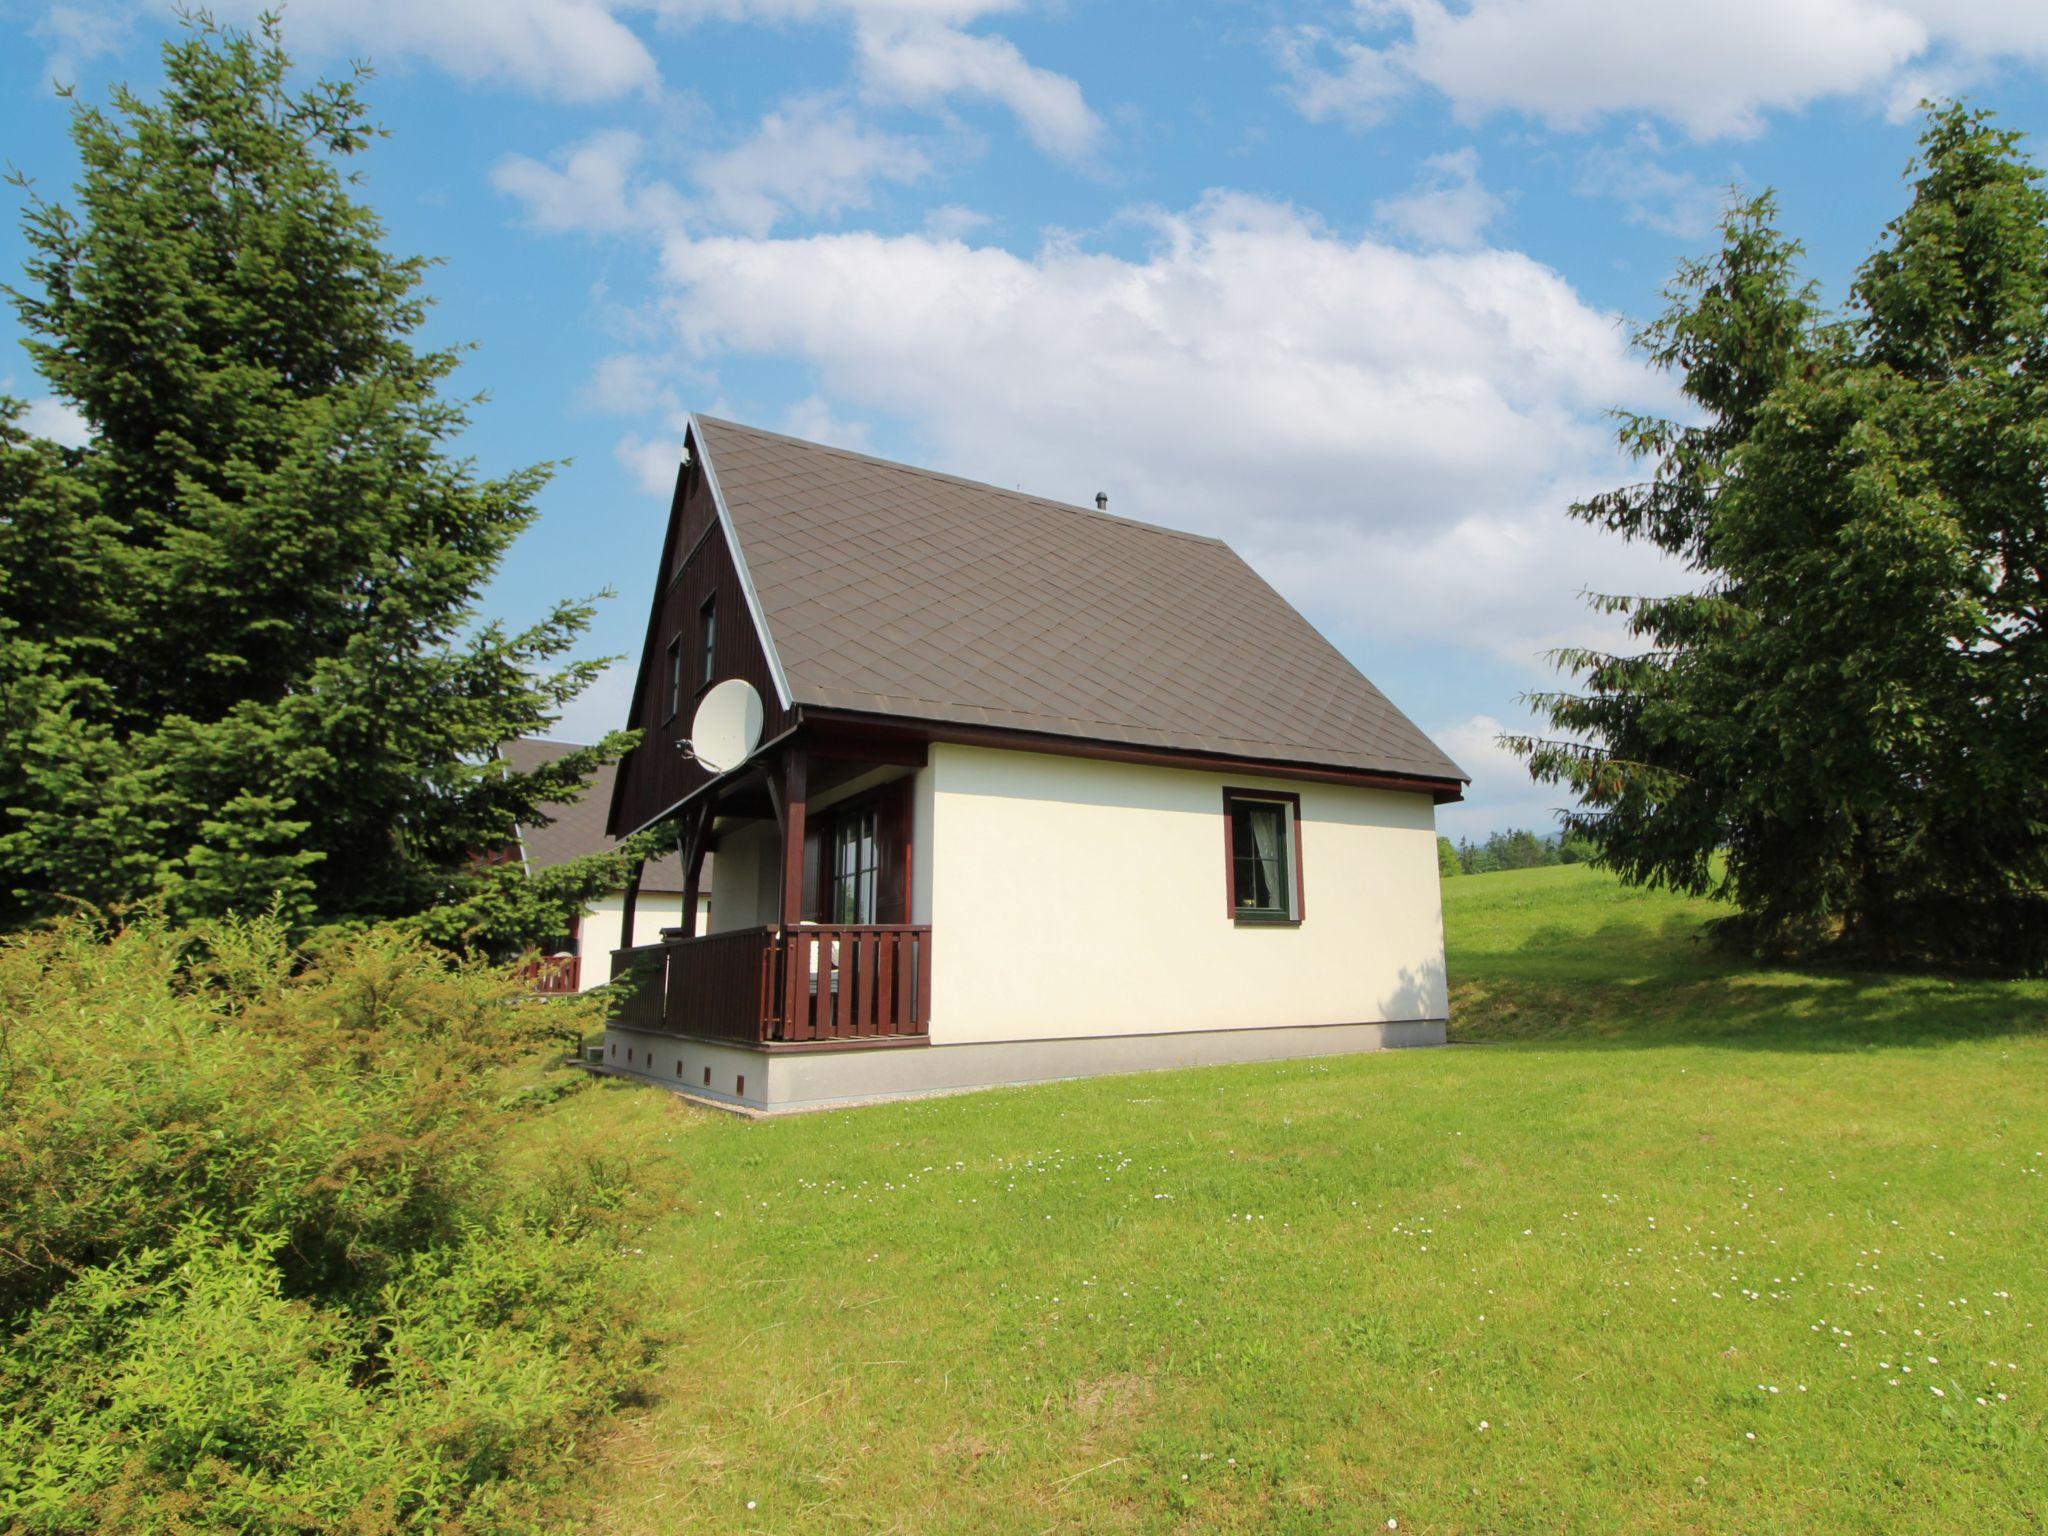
[547,865,2047,1534]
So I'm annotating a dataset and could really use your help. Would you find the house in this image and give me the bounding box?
[602,416,1467,1111]
[499,736,705,992]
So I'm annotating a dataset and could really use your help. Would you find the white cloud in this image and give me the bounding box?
[210,0,658,101]
[646,190,1680,671]
[19,395,93,448]
[650,0,1100,159]
[494,104,930,241]
[615,432,689,495]
[694,97,931,235]
[854,20,1101,160]
[1373,148,1507,249]
[1288,0,2048,141]
[1257,489,1673,675]
[32,3,130,88]
[1395,0,1920,138]
[922,203,994,240]
[1574,127,1732,238]
[206,0,1092,174]
[208,0,1106,140]
[1271,24,1408,129]
[586,352,700,493]
[581,352,687,418]
[1430,712,1576,840]
[653,0,1021,21]
[779,394,873,450]
[491,131,687,234]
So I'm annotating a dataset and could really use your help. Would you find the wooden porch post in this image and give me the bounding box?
[678,801,712,938]
[775,749,808,1042]
[779,749,808,928]
[615,858,645,979]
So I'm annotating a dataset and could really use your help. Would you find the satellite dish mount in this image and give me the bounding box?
[678,678,765,776]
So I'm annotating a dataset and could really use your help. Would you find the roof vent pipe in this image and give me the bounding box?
[1094,492,1108,510]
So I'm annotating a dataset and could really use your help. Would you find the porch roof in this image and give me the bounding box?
[694,416,1467,787]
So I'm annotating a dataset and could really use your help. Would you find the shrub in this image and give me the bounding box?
[1,1220,653,1534]
[0,912,648,1533]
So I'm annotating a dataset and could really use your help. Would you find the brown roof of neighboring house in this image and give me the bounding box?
[696,416,1466,784]
[500,738,688,891]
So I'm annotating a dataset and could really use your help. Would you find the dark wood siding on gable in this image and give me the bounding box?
[611,464,792,838]
[670,465,719,579]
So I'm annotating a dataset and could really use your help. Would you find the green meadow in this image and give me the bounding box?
[553,865,2048,1534]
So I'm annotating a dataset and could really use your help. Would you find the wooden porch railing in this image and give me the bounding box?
[518,954,581,995]
[608,925,930,1044]
[609,942,668,1032]
[664,927,781,1044]
[774,924,930,1043]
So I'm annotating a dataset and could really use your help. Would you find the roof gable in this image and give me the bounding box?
[691,416,1465,784]
[606,453,800,839]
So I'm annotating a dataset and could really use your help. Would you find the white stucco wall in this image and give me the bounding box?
[923,744,1447,1044]
[707,820,780,932]
[580,891,686,989]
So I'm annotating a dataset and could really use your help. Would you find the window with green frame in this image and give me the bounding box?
[1225,791,1299,922]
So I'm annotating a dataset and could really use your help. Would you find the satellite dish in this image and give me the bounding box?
[685,678,764,775]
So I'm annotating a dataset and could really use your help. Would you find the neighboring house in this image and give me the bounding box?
[602,416,1468,1110]
[500,737,704,992]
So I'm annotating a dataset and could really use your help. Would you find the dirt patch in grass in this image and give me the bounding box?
[1072,1372,1156,1421]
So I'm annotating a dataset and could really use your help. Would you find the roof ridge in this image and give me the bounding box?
[694,415,1231,551]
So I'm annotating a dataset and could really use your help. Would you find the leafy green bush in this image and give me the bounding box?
[0,913,652,1534]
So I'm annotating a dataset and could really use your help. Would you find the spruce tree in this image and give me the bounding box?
[1512,105,2047,968]
[0,17,639,932]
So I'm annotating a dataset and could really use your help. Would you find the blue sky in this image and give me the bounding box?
[5,0,2046,839]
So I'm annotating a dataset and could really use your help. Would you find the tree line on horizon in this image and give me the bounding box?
[1437,829,1599,877]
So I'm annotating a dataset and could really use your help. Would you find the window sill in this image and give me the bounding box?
[1232,912,1301,927]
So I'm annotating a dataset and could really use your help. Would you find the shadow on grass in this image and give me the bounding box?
[1450,961,2048,1054]
[1443,866,2048,1053]
[1501,908,1729,957]
[1453,913,1744,995]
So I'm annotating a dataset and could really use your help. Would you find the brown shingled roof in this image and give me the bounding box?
[500,738,687,891]
[696,416,1465,784]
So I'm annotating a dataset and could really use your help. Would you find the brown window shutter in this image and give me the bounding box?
[877,776,914,924]
[801,817,827,922]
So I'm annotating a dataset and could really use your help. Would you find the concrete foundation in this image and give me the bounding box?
[598,1017,1446,1114]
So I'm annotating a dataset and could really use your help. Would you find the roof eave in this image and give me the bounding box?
[797,707,1469,802]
